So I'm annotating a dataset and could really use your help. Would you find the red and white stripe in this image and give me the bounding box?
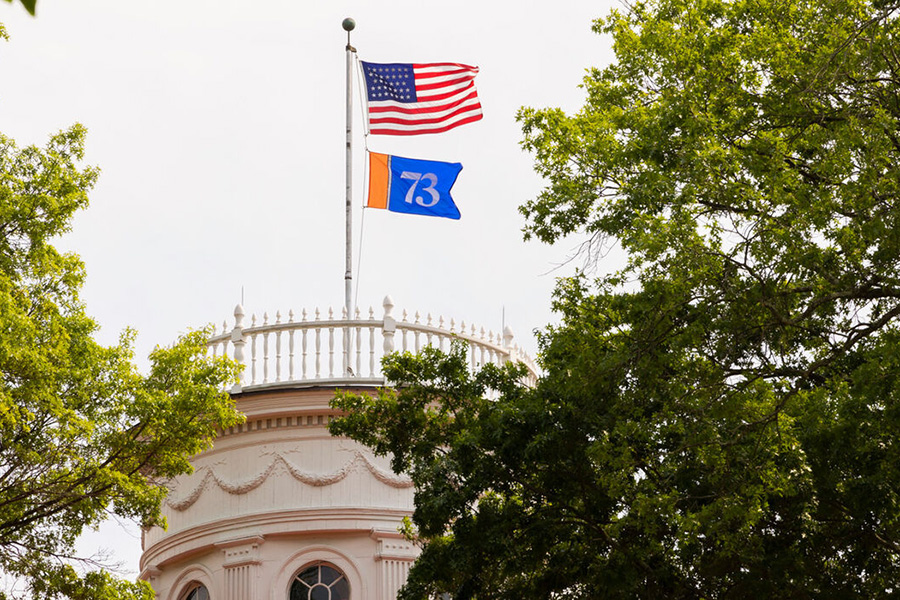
[366,63,483,136]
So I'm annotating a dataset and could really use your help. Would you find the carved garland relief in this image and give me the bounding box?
[166,450,413,511]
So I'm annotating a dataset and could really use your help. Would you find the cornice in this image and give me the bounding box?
[142,507,411,570]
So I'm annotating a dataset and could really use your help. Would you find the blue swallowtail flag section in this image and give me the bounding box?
[361,61,483,135]
[367,152,463,219]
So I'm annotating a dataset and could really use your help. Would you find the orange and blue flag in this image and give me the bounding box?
[366,152,463,220]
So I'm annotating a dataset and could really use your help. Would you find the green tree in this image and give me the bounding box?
[332,0,900,597]
[0,125,243,599]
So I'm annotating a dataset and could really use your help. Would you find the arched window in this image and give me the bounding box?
[290,563,350,600]
[181,584,209,600]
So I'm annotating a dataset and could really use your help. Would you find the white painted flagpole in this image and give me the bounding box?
[342,18,356,376]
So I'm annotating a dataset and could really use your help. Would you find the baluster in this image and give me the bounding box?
[221,320,230,357]
[328,307,335,378]
[460,320,468,365]
[470,341,476,372]
[274,311,282,382]
[355,307,362,377]
[341,306,349,376]
[369,306,376,376]
[210,323,218,357]
[438,316,445,351]
[382,296,397,367]
[315,308,322,378]
[262,312,270,384]
[250,314,258,385]
[288,309,295,380]
[369,327,376,376]
[488,331,500,365]
[301,309,308,380]
[426,313,433,348]
[401,309,409,351]
[502,326,515,365]
[479,326,486,367]
[231,305,245,394]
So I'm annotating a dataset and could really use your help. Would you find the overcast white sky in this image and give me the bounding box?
[0,0,620,582]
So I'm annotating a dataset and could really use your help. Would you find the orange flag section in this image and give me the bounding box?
[367,152,390,210]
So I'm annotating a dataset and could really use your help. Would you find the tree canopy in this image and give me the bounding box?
[0,126,243,600]
[332,0,900,597]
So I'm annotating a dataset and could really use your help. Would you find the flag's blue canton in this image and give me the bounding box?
[362,62,417,103]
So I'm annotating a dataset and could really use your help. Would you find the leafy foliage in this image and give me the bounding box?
[332,0,900,597]
[0,126,243,599]
[1,0,35,17]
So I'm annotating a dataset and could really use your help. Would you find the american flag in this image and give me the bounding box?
[360,61,483,136]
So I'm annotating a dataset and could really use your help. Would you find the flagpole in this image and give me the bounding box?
[342,17,356,375]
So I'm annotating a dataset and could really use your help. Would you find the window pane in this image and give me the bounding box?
[184,586,209,600]
[331,578,349,600]
[319,566,340,586]
[297,566,319,586]
[290,580,308,600]
[309,585,329,600]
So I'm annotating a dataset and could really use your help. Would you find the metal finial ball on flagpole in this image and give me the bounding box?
[342,18,355,32]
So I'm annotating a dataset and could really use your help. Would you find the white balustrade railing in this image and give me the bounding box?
[208,295,539,393]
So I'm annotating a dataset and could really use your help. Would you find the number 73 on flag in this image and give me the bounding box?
[366,152,463,219]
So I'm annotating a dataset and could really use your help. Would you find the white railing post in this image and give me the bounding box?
[275,310,282,383]
[383,295,396,353]
[314,308,322,379]
[503,325,515,364]
[250,314,258,385]
[230,304,245,394]
[262,312,270,384]
[328,307,335,378]
[355,307,362,377]
[342,306,350,377]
